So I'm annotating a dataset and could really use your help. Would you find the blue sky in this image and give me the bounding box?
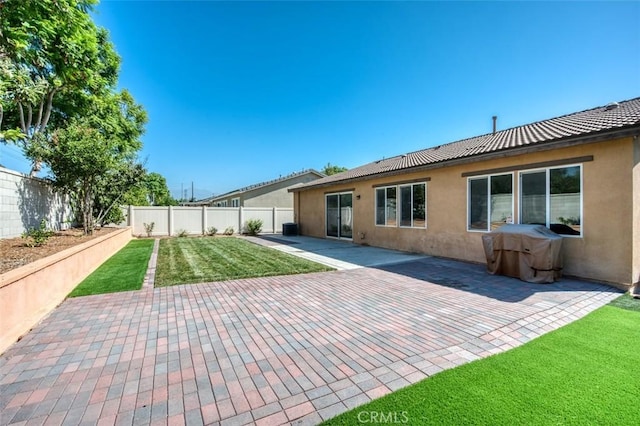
[2,1,639,200]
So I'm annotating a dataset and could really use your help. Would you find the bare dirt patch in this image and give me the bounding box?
[0,227,118,275]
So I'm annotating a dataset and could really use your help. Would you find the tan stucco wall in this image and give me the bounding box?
[214,173,323,208]
[0,228,132,354]
[295,137,635,287]
[244,187,294,208]
[633,136,640,291]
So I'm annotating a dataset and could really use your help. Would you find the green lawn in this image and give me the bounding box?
[607,292,640,312]
[155,237,332,286]
[68,238,155,297]
[324,297,640,425]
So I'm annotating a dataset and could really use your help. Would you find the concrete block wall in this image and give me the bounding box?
[0,167,72,239]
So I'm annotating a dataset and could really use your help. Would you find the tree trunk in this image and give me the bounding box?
[96,193,124,227]
[25,90,57,177]
[86,187,94,236]
[29,161,42,177]
[81,182,94,235]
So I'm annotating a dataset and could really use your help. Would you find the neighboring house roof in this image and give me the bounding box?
[193,169,325,204]
[292,97,640,191]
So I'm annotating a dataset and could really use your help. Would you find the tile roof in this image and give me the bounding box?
[293,97,640,191]
[195,169,325,203]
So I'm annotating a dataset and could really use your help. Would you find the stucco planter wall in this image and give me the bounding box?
[0,227,132,354]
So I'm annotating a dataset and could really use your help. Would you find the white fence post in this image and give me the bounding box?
[168,205,173,236]
[128,205,134,227]
[202,206,207,235]
[238,206,243,234]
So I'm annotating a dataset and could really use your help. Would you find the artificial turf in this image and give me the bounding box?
[154,236,332,286]
[68,238,155,297]
[323,302,640,425]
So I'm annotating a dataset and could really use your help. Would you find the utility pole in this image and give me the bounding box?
[191,181,194,202]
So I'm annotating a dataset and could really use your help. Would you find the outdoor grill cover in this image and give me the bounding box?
[482,224,563,284]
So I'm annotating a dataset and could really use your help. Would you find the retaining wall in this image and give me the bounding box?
[0,227,132,354]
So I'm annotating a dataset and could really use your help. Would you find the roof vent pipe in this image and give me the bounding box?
[492,116,497,135]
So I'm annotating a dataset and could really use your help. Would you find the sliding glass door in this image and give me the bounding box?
[326,192,353,239]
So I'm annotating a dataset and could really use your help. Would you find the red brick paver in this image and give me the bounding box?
[0,256,620,425]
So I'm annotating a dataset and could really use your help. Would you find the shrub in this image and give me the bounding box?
[559,216,580,226]
[143,222,155,237]
[245,219,263,236]
[206,226,218,236]
[176,229,189,237]
[223,226,234,236]
[22,219,55,247]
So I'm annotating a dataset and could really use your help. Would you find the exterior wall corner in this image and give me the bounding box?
[632,135,640,288]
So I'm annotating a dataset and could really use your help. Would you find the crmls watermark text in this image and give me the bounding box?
[357,411,409,424]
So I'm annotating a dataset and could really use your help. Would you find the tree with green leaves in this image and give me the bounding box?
[0,46,25,141]
[2,0,149,234]
[322,163,348,176]
[94,161,146,226]
[112,170,178,210]
[143,172,178,206]
[0,0,120,175]
[28,90,147,234]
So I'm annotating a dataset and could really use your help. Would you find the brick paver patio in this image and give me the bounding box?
[0,253,620,425]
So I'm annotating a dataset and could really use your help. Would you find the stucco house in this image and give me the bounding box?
[192,169,325,208]
[291,97,640,289]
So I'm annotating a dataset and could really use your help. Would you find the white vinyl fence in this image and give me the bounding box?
[124,206,294,236]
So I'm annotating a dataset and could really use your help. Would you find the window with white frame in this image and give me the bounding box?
[520,165,581,236]
[376,183,426,228]
[468,173,513,231]
[231,198,240,207]
[375,187,396,226]
[399,183,426,227]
